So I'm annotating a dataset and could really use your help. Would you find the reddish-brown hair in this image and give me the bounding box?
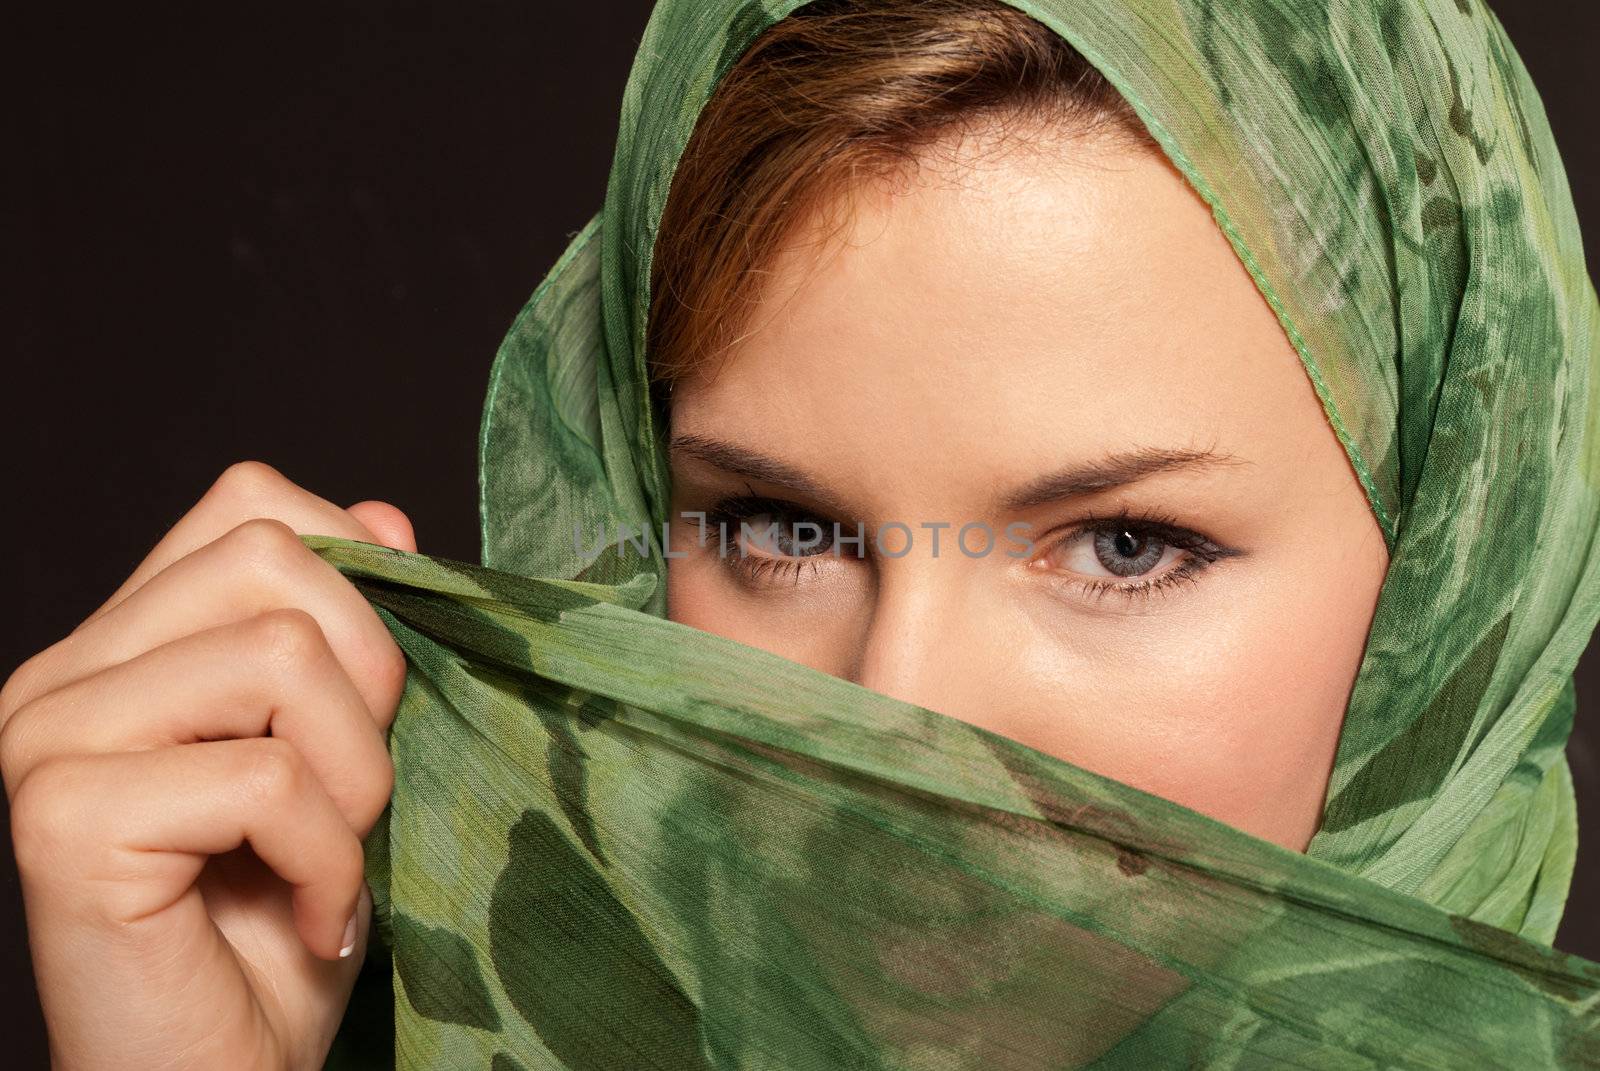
[647,0,1154,398]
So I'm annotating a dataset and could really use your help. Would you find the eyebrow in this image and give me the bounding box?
[669,433,856,516]
[1000,445,1247,511]
[668,433,1245,515]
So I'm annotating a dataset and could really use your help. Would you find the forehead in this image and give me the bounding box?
[669,126,1329,506]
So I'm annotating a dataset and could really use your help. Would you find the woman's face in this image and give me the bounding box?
[664,123,1390,852]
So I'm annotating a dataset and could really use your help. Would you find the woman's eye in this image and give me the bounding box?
[1049,524,1179,579]
[737,512,833,558]
[701,494,849,589]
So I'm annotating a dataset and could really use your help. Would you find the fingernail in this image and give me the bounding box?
[338,911,358,958]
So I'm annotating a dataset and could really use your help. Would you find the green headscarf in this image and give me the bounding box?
[321,0,1600,1066]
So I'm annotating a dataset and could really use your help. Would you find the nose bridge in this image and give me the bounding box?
[851,555,975,716]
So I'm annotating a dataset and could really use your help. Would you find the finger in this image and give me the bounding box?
[346,500,417,553]
[0,610,394,835]
[3,518,407,725]
[81,461,393,629]
[10,737,368,961]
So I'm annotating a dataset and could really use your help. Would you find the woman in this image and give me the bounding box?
[650,1,1390,854]
[6,0,1598,1067]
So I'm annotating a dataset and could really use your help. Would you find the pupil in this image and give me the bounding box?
[1092,525,1165,578]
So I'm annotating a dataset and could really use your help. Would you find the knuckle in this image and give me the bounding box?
[239,738,307,808]
[225,516,304,574]
[209,460,289,506]
[357,753,396,830]
[9,759,82,871]
[0,693,50,791]
[368,638,409,719]
[251,608,329,674]
[0,648,50,729]
[331,829,367,888]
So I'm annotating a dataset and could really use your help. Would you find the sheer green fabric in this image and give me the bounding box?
[323,0,1600,1066]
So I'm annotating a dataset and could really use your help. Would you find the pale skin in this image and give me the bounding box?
[3,122,1388,1068]
[665,120,1391,850]
[2,468,414,1070]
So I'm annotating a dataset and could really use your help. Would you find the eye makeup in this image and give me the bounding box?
[687,488,1243,604]
[700,489,855,587]
[1031,507,1245,604]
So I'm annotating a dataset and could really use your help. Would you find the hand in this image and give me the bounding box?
[2,461,413,1070]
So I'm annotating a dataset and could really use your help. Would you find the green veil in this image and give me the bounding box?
[320,0,1600,1066]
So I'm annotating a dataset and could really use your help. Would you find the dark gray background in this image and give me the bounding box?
[5,1,1597,1064]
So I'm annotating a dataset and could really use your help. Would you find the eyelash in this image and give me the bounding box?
[704,491,833,587]
[1044,508,1235,604]
[700,494,1234,602]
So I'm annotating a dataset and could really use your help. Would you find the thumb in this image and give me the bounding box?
[346,500,418,553]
